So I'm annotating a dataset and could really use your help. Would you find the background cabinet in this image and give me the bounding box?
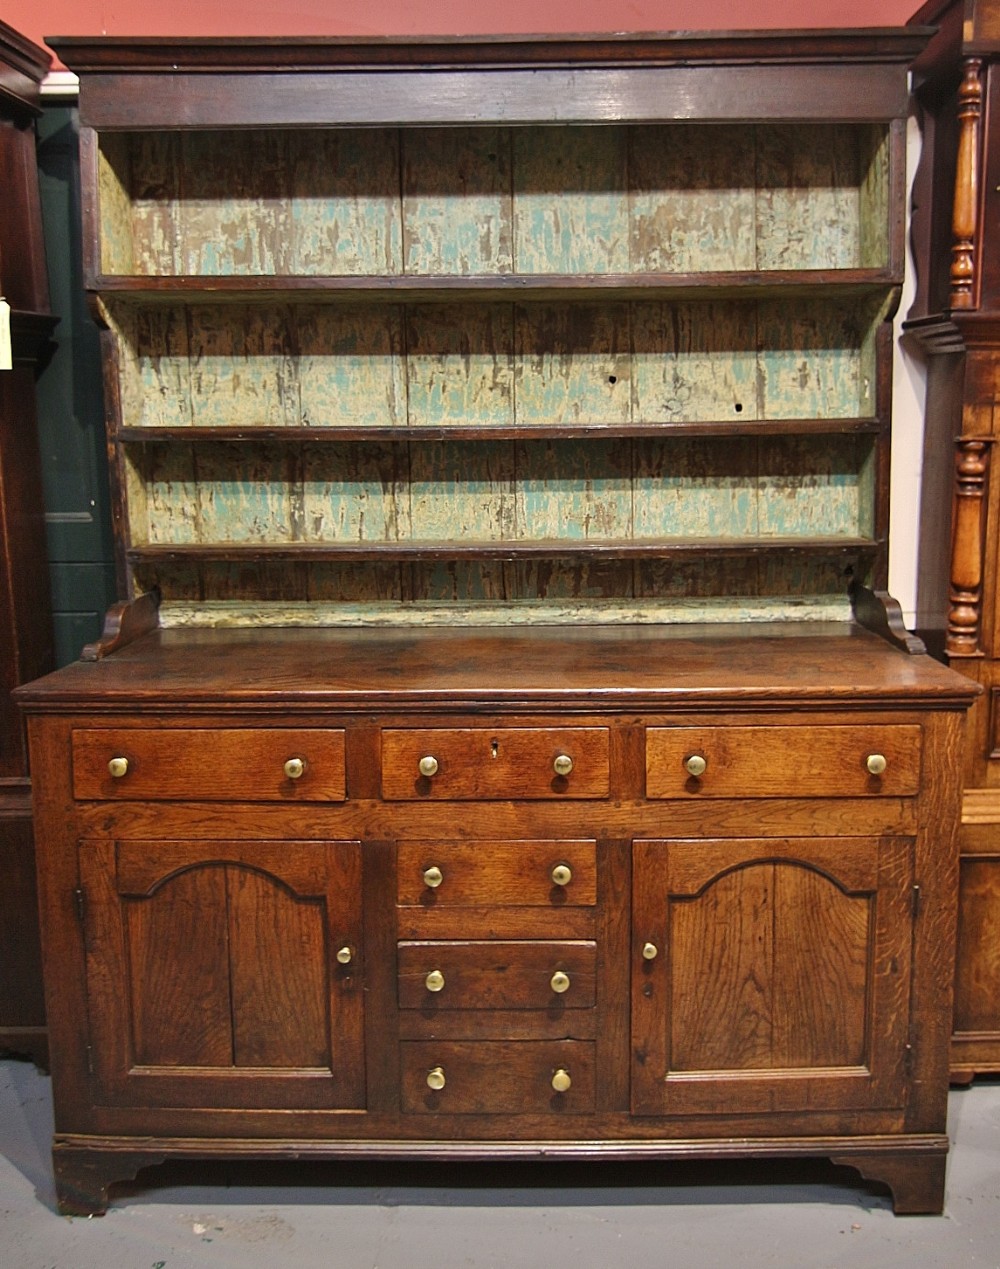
[0,20,55,1068]
[16,30,978,1218]
[906,0,1000,1081]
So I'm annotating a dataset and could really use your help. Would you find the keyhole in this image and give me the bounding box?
[491,739,499,759]
[734,402,743,413]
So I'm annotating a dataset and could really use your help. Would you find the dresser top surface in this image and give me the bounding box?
[15,622,977,713]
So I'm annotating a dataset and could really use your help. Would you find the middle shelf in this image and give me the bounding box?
[102,292,890,432]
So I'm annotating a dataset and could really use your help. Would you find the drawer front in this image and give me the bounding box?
[400,1040,595,1113]
[646,724,922,799]
[382,728,609,800]
[398,940,596,1010]
[397,840,597,907]
[72,728,346,802]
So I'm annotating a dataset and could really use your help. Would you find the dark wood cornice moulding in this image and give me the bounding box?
[0,21,51,120]
[47,29,935,74]
[904,311,1000,353]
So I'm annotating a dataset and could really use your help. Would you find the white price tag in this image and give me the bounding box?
[0,299,11,371]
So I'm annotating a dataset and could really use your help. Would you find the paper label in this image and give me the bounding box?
[0,299,11,371]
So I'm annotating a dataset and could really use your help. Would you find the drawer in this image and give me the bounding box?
[398,940,596,1010]
[72,728,346,802]
[646,724,922,799]
[400,1040,595,1113]
[381,728,609,800]
[397,840,597,907]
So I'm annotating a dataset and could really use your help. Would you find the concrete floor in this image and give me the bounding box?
[1,1058,998,1268]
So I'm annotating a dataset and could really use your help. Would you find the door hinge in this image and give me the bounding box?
[903,1040,915,1076]
[86,1043,93,1076]
[74,887,86,924]
[912,884,921,918]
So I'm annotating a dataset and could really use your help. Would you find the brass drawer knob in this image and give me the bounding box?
[107,756,129,779]
[553,754,574,776]
[283,757,305,780]
[426,1066,446,1091]
[551,1068,572,1093]
[550,863,573,887]
[425,969,445,993]
[423,865,444,889]
[550,970,571,994]
[418,755,439,778]
[336,946,353,965]
[685,753,707,778]
[866,753,888,776]
[642,942,658,961]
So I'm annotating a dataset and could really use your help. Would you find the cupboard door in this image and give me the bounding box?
[631,836,913,1116]
[79,838,364,1110]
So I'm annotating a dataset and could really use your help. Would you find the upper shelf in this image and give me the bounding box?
[94,271,902,305]
[93,122,897,285]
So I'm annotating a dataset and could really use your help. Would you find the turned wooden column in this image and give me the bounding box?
[951,59,985,309]
[946,438,991,655]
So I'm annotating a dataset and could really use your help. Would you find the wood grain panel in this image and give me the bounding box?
[858,123,891,269]
[139,442,198,545]
[103,122,884,280]
[669,863,774,1071]
[405,304,514,427]
[125,132,178,274]
[307,562,403,602]
[409,560,510,602]
[400,1039,594,1113]
[186,306,295,430]
[755,124,861,270]
[631,301,759,423]
[511,556,634,602]
[633,436,757,539]
[302,440,409,544]
[409,439,515,542]
[632,835,914,1116]
[757,297,878,421]
[771,865,869,1067]
[630,124,755,273]
[72,728,346,802]
[514,439,632,541]
[179,131,290,275]
[296,305,405,428]
[512,126,628,274]
[124,864,233,1067]
[289,129,402,276]
[97,132,136,274]
[756,434,869,540]
[397,940,596,1010]
[402,127,512,276]
[194,438,295,544]
[954,856,1000,1035]
[127,305,192,429]
[669,859,870,1072]
[646,724,922,799]
[514,304,630,425]
[382,727,610,800]
[396,839,597,907]
[227,865,328,1067]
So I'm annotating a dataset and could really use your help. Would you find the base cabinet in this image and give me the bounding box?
[16,625,975,1217]
[631,836,914,1117]
[80,838,365,1110]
